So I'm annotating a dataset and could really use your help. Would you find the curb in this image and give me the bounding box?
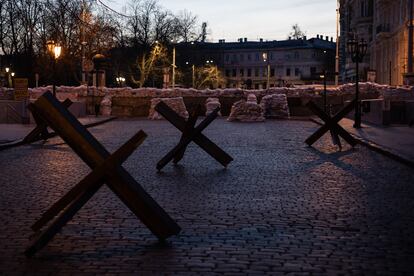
[309,118,414,169]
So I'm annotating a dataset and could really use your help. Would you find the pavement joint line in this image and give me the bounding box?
[309,118,414,169]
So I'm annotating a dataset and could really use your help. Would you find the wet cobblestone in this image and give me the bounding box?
[0,118,413,275]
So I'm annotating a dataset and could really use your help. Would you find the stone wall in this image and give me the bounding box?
[2,82,413,117]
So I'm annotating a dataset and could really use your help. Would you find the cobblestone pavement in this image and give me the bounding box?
[0,119,413,275]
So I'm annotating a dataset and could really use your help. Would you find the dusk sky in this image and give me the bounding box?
[110,0,338,42]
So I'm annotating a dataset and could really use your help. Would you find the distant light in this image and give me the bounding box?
[186,61,189,65]
[5,67,10,73]
[11,72,15,77]
[262,52,268,62]
[54,45,62,59]
[191,42,195,45]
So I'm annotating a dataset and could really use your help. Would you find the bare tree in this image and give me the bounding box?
[289,23,306,40]
[175,9,199,42]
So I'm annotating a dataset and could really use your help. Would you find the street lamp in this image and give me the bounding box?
[263,52,270,89]
[347,36,368,128]
[5,67,10,88]
[116,76,125,87]
[46,40,62,97]
[10,72,15,87]
[320,73,327,112]
[186,61,195,88]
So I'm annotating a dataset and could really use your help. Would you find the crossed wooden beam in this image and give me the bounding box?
[25,92,180,257]
[155,101,233,171]
[0,99,116,151]
[305,99,358,148]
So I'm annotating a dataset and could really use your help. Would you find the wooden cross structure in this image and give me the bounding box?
[305,99,358,148]
[25,92,181,257]
[0,99,116,151]
[24,99,73,143]
[154,101,233,171]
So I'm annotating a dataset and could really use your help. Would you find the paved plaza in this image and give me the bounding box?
[0,119,413,275]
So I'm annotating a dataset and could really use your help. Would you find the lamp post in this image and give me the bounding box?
[347,36,367,128]
[263,52,270,89]
[320,72,327,112]
[10,72,15,87]
[186,61,195,88]
[46,40,62,97]
[116,76,125,87]
[5,67,10,88]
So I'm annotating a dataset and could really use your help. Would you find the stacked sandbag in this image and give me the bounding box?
[205,97,222,116]
[227,94,265,122]
[148,97,189,120]
[100,94,112,116]
[260,94,290,119]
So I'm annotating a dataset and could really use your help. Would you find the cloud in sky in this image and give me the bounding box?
[111,0,337,42]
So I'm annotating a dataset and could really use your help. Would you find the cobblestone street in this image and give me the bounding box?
[0,119,413,275]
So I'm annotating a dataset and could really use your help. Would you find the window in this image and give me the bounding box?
[247,68,252,77]
[225,55,230,62]
[270,68,275,77]
[240,54,244,62]
[310,67,316,76]
[255,68,259,77]
[286,68,291,76]
[225,69,230,77]
[294,52,299,59]
[255,53,260,61]
[240,69,244,77]
[232,69,237,77]
[270,52,274,60]
[295,68,300,76]
[247,54,251,61]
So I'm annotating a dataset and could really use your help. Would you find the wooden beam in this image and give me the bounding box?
[30,92,181,244]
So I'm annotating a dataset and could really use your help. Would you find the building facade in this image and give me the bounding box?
[176,37,336,89]
[340,0,413,85]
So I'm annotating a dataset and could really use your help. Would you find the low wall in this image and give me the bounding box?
[2,82,413,118]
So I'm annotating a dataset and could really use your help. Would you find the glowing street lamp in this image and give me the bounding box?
[186,61,195,88]
[4,67,11,87]
[46,40,63,97]
[347,36,368,128]
[54,45,62,59]
[263,52,270,89]
[116,76,126,87]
